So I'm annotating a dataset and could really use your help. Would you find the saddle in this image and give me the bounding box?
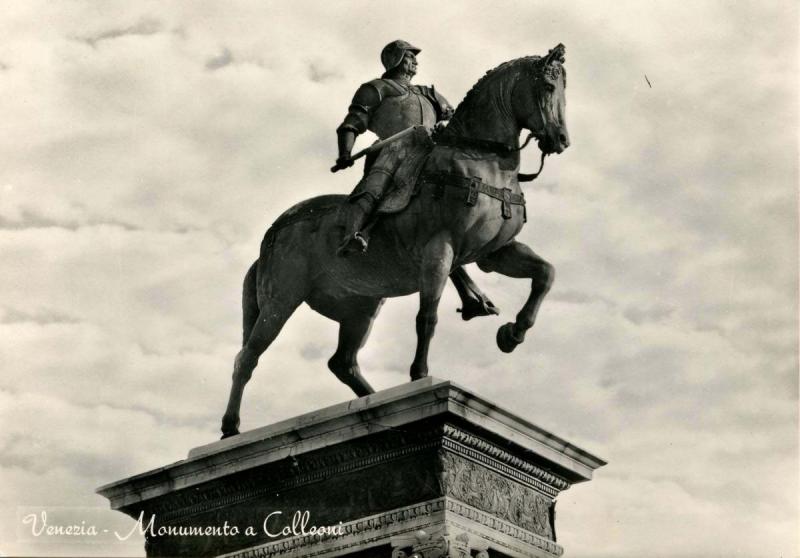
[349,126,526,221]
[376,149,432,213]
[364,127,435,215]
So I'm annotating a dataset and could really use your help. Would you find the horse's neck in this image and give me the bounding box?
[443,98,521,153]
[447,111,515,143]
[441,108,521,172]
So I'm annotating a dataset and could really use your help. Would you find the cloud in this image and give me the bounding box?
[622,304,674,325]
[307,60,341,83]
[0,206,139,232]
[549,289,616,307]
[72,16,165,48]
[205,47,233,71]
[204,46,272,72]
[0,307,80,325]
[0,1,796,557]
[0,388,213,556]
[300,342,325,361]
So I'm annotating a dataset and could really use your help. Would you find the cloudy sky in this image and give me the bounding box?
[0,1,797,556]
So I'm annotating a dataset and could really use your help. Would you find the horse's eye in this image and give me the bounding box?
[546,82,556,93]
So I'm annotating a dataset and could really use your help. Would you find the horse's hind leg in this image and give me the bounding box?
[411,233,455,380]
[327,297,383,397]
[477,240,554,353]
[241,261,259,345]
[221,292,303,439]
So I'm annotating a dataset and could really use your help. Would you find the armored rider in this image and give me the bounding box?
[334,40,498,320]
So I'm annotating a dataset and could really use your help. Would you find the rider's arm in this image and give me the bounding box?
[336,83,382,165]
[431,86,455,121]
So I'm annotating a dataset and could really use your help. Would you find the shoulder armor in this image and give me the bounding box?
[366,78,409,100]
[338,81,385,135]
[352,81,384,110]
[413,84,454,121]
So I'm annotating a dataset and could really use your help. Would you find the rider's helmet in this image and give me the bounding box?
[380,40,421,72]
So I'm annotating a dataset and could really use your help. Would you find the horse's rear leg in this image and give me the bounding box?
[221,294,302,439]
[327,297,383,397]
[242,261,259,344]
[477,241,554,353]
[411,233,454,380]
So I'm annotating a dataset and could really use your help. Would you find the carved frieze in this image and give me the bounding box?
[442,425,570,494]
[440,452,554,539]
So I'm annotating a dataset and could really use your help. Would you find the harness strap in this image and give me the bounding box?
[423,171,525,220]
[433,134,515,156]
[433,131,536,157]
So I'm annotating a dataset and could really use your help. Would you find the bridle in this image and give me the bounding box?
[435,45,565,183]
[519,44,567,182]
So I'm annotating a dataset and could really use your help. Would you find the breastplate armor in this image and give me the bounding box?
[369,89,437,139]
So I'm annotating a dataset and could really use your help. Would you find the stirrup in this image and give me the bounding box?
[336,232,369,257]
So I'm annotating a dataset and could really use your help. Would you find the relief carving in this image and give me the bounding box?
[441,452,554,539]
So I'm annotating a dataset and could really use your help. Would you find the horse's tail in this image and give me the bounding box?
[242,259,259,346]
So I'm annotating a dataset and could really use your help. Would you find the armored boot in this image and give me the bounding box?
[337,193,378,256]
[337,160,395,256]
[450,267,500,320]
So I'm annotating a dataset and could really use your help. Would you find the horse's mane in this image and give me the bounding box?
[446,56,541,128]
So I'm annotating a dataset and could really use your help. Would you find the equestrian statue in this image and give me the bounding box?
[334,40,499,321]
[221,43,569,438]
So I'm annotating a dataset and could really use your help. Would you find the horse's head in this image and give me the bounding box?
[512,44,569,154]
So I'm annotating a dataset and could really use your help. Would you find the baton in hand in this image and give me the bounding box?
[330,126,417,173]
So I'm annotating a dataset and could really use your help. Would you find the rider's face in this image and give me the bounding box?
[399,52,417,78]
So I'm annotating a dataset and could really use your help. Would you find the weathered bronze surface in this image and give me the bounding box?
[333,40,496,318]
[221,44,569,439]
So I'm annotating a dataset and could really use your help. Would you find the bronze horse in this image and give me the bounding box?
[221,45,569,438]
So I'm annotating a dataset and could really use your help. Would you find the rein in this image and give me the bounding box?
[518,151,546,183]
[432,133,519,157]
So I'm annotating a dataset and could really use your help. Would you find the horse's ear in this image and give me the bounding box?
[545,44,566,65]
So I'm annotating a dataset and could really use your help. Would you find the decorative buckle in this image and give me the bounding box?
[501,188,512,219]
[520,192,527,222]
[466,177,481,206]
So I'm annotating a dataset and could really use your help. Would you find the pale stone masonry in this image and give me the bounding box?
[98,378,605,557]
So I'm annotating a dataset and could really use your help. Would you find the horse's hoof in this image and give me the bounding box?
[220,429,239,440]
[497,322,522,353]
[220,415,240,439]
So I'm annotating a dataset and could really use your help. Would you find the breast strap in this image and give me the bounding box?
[421,171,525,220]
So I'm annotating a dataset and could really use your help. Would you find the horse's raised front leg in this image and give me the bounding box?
[410,233,454,380]
[477,240,554,353]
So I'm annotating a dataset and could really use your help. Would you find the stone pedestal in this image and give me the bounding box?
[97,378,605,557]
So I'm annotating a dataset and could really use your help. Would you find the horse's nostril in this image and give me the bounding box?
[559,133,570,147]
